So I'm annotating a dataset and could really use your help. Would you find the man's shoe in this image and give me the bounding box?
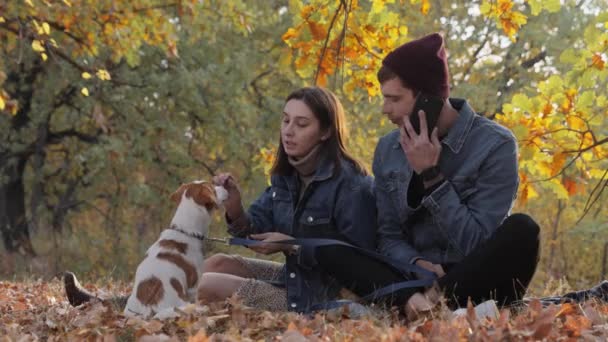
[452,299,499,320]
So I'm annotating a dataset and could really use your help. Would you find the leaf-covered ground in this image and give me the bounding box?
[1,279,608,341]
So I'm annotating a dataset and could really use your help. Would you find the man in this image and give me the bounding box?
[372,32,540,311]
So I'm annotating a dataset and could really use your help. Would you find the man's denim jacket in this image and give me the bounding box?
[228,154,376,313]
[373,99,518,268]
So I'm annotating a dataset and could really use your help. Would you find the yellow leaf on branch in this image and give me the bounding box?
[566,115,586,131]
[281,28,299,43]
[96,69,111,81]
[307,21,326,41]
[562,177,578,196]
[82,72,92,79]
[550,152,566,176]
[480,0,527,41]
[81,87,89,96]
[42,22,51,35]
[32,40,45,52]
[591,53,605,70]
[0,96,5,111]
[420,0,430,15]
[300,4,315,18]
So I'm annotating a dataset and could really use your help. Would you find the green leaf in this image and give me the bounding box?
[512,124,529,140]
[511,94,533,113]
[596,95,607,108]
[479,2,491,15]
[544,0,561,13]
[541,75,564,94]
[596,12,608,22]
[579,69,596,88]
[559,49,579,65]
[576,90,594,110]
[527,0,543,16]
[583,25,601,46]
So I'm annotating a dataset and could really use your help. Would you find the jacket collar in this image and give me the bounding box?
[441,98,476,154]
[312,149,335,181]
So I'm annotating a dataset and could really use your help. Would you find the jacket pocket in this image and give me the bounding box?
[298,207,338,239]
[451,175,479,201]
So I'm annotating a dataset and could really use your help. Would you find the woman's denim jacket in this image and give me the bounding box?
[373,99,519,268]
[228,154,376,313]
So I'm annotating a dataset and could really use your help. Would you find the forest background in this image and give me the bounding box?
[1,0,607,296]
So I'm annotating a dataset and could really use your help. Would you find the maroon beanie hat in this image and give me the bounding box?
[382,33,450,99]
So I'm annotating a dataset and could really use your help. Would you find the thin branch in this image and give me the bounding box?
[187,138,217,176]
[563,137,608,154]
[249,69,274,111]
[30,16,89,47]
[47,129,101,144]
[353,34,382,60]
[528,135,586,184]
[335,0,349,89]
[314,1,343,84]
[460,32,490,81]
[576,169,608,224]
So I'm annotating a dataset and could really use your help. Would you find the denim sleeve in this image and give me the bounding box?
[373,142,422,265]
[332,175,377,251]
[227,187,274,237]
[422,137,518,256]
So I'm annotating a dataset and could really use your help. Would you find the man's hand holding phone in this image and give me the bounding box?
[399,108,442,175]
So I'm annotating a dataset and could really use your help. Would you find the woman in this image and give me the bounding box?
[198,86,376,312]
[64,86,377,313]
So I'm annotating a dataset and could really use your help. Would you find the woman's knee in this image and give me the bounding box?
[197,273,221,303]
[204,253,239,273]
[197,272,245,304]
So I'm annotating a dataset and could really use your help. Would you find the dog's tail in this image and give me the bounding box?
[63,271,100,306]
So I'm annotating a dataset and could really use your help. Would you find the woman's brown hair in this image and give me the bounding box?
[270,86,368,176]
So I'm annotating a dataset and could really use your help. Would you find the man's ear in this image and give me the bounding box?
[170,184,189,204]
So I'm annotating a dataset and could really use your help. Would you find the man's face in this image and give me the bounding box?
[380,78,416,127]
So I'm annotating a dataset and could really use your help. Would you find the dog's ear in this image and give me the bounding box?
[170,184,190,204]
[190,183,218,211]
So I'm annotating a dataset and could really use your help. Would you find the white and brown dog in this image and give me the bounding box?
[123,180,227,318]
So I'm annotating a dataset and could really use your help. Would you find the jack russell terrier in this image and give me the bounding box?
[124,180,228,318]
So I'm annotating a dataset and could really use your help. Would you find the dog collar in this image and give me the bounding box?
[169,225,206,241]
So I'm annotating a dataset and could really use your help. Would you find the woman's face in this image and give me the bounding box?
[281,99,329,159]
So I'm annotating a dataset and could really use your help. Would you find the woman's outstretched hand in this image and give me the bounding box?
[249,232,296,255]
[213,173,245,221]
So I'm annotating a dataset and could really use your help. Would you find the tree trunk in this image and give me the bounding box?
[548,200,564,278]
[602,242,607,280]
[0,155,36,256]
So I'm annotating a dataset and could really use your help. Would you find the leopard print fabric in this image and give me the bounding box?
[232,256,287,311]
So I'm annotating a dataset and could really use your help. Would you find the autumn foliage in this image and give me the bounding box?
[1,279,608,340]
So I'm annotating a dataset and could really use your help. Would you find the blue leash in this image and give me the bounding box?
[226,237,437,312]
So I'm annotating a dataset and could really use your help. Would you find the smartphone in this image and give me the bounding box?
[409,93,444,137]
